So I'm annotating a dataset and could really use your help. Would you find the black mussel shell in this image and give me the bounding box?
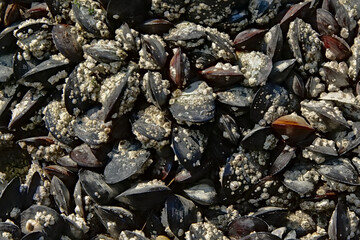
[115,181,171,211]
[0,177,22,220]
[169,81,215,124]
[79,169,116,204]
[20,205,64,238]
[50,175,71,215]
[104,141,150,184]
[162,194,197,239]
[94,205,135,238]
[228,216,269,239]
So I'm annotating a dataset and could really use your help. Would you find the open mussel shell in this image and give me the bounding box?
[0,177,22,220]
[169,81,215,125]
[328,200,350,240]
[317,158,360,185]
[20,205,64,238]
[79,169,116,204]
[0,222,21,240]
[228,216,269,239]
[104,140,151,184]
[94,205,135,238]
[52,24,83,63]
[162,194,197,239]
[115,180,171,211]
[50,175,71,215]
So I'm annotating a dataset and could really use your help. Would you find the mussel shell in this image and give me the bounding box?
[83,43,125,63]
[94,205,135,238]
[328,201,350,240]
[8,88,47,129]
[13,50,41,80]
[241,232,281,240]
[252,207,288,228]
[234,28,267,51]
[321,35,351,61]
[0,177,22,219]
[172,125,207,173]
[20,58,71,88]
[104,141,150,184]
[142,35,167,69]
[50,175,71,214]
[44,165,76,188]
[73,108,112,146]
[317,158,360,185]
[106,0,150,26]
[70,143,105,168]
[250,83,289,123]
[216,86,254,108]
[72,3,104,37]
[79,169,116,204]
[115,181,171,211]
[64,67,98,116]
[316,8,340,35]
[0,222,21,240]
[162,194,197,238]
[228,216,269,239]
[183,179,217,206]
[269,145,296,176]
[24,171,41,209]
[139,19,174,34]
[0,25,18,54]
[241,126,273,150]
[52,24,83,63]
[271,114,315,144]
[20,205,64,238]
[201,65,244,89]
[169,81,215,124]
[268,59,296,84]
